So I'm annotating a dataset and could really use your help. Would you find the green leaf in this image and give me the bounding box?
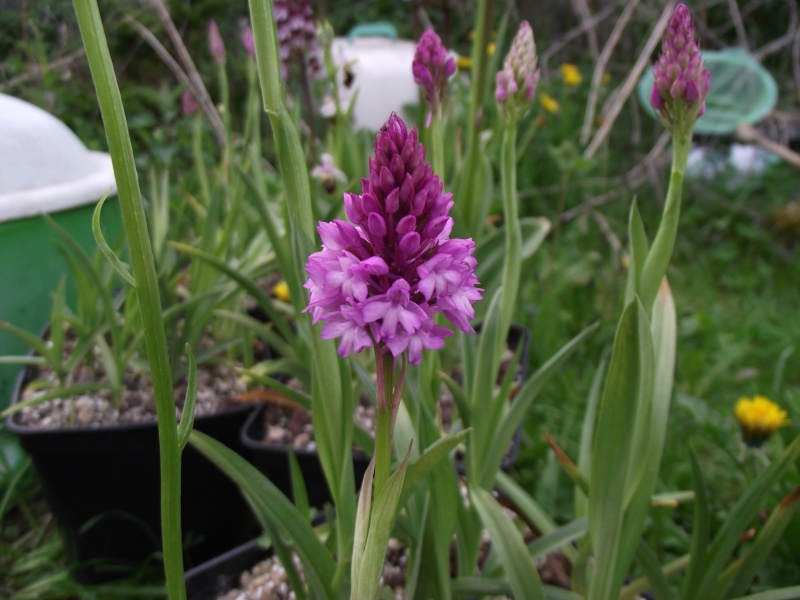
[487,322,598,490]
[351,457,375,593]
[729,588,800,600]
[176,344,197,452]
[625,198,648,304]
[722,485,800,599]
[93,193,135,286]
[527,517,587,561]
[495,471,559,537]
[694,434,800,600]
[0,321,55,368]
[634,540,672,600]
[471,486,546,600]
[189,430,336,600]
[168,241,295,343]
[576,354,606,518]
[288,447,310,518]
[680,448,711,600]
[398,429,471,507]
[588,297,653,600]
[353,448,411,600]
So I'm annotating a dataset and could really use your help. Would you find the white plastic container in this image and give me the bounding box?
[0,94,116,220]
[330,29,420,132]
[0,93,119,414]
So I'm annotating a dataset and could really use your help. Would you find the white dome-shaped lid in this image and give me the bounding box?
[0,93,116,222]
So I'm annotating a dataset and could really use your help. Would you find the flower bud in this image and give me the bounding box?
[496,21,539,124]
[412,29,456,127]
[208,20,226,66]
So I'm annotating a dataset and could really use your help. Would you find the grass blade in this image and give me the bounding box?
[471,485,546,600]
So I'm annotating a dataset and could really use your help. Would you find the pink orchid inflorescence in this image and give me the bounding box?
[273,0,321,78]
[649,3,710,132]
[304,114,482,365]
[412,29,456,127]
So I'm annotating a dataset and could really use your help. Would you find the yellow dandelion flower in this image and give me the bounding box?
[735,395,789,446]
[456,55,472,70]
[272,280,291,303]
[560,63,582,86]
[540,93,560,113]
[487,42,496,56]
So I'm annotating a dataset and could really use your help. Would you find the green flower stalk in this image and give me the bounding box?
[73,0,187,596]
[638,2,710,312]
[208,20,232,176]
[494,21,538,349]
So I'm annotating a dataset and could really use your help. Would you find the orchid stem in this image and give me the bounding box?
[374,352,395,496]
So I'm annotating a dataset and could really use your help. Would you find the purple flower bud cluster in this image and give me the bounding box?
[305,114,482,365]
[273,0,321,78]
[208,20,226,66]
[412,29,456,126]
[495,21,539,122]
[649,3,710,127]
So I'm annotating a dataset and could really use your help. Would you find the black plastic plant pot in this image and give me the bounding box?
[5,368,259,583]
[185,538,270,600]
[240,405,372,508]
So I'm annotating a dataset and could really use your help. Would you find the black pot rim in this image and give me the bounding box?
[5,360,255,438]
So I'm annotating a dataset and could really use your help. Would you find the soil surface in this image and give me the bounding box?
[12,333,250,429]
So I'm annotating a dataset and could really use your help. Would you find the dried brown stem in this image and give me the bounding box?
[583,3,673,159]
[580,0,641,146]
[0,48,85,92]
[147,0,227,149]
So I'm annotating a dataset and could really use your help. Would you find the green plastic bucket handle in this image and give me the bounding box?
[637,48,778,135]
[348,22,398,41]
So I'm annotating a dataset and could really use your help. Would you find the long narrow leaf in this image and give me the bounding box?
[93,193,135,286]
[176,344,197,452]
[354,449,410,600]
[576,355,606,518]
[635,540,672,600]
[723,485,800,599]
[681,448,711,600]
[588,297,653,600]
[471,486,546,600]
[694,434,800,600]
[398,429,471,507]
[487,322,598,489]
[189,430,336,600]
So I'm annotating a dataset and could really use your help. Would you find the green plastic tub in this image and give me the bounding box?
[0,94,121,480]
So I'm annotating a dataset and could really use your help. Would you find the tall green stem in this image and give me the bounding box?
[499,122,521,345]
[457,0,494,236]
[249,0,355,568]
[638,132,691,312]
[431,107,445,181]
[73,1,184,598]
[216,63,232,178]
[374,352,395,496]
[191,116,211,208]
